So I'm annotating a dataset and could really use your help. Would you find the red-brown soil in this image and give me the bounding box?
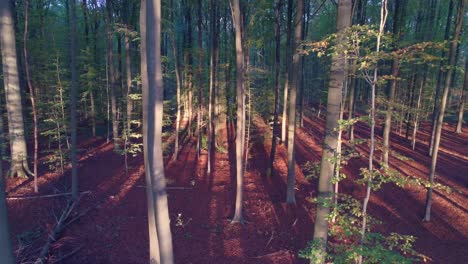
[5,112,468,263]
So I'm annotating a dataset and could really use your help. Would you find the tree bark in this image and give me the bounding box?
[140,1,161,262]
[455,58,467,133]
[312,0,351,261]
[107,0,120,150]
[0,0,30,178]
[285,0,303,204]
[68,0,79,201]
[429,0,454,155]
[145,0,175,262]
[0,115,15,264]
[424,0,466,222]
[23,0,39,192]
[230,0,246,224]
[281,0,293,144]
[268,0,283,177]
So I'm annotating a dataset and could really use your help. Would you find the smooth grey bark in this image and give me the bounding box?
[69,0,79,200]
[0,115,15,264]
[268,0,283,177]
[455,58,467,133]
[23,0,38,192]
[0,0,30,178]
[285,0,303,204]
[424,0,466,222]
[429,0,454,155]
[140,1,161,262]
[311,0,351,262]
[106,0,120,150]
[382,0,404,166]
[145,0,174,262]
[230,0,246,224]
[281,0,293,144]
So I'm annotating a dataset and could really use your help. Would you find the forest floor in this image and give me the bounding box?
[5,111,468,264]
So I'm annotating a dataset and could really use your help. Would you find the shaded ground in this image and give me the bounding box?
[6,112,468,263]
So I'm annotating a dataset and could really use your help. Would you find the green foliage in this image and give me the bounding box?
[301,161,321,180]
[300,194,427,264]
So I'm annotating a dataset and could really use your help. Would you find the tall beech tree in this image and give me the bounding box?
[0,0,31,178]
[230,0,246,224]
[312,0,351,261]
[285,0,303,204]
[382,0,404,167]
[107,0,120,150]
[140,0,160,261]
[70,0,79,201]
[268,0,283,177]
[455,58,467,134]
[424,0,466,222]
[144,0,174,262]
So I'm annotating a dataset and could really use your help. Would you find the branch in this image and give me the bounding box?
[7,191,91,201]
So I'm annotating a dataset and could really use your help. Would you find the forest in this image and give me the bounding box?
[0,0,467,263]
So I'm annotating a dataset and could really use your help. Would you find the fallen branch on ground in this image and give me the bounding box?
[34,194,89,264]
[7,191,91,201]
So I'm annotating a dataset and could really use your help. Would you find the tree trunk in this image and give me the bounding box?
[145,0,175,262]
[23,0,38,192]
[0,0,30,178]
[107,0,120,150]
[359,2,388,263]
[230,0,246,224]
[382,0,404,166]
[0,115,15,264]
[268,0,283,177]
[411,76,424,150]
[125,28,133,139]
[312,0,351,261]
[429,0,454,155]
[455,58,467,133]
[140,1,161,261]
[69,0,79,201]
[281,0,293,144]
[170,0,182,161]
[424,0,466,222]
[286,0,303,204]
[382,59,398,166]
[196,0,203,159]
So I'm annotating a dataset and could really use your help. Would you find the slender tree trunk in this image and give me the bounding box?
[429,0,454,155]
[230,0,246,224]
[411,77,424,150]
[0,0,30,178]
[107,0,120,150]
[170,26,182,160]
[455,58,467,133]
[23,0,38,192]
[0,115,15,264]
[424,0,466,222]
[140,1,161,261]
[82,0,96,137]
[382,0,404,166]
[196,0,203,159]
[268,0,283,177]
[207,0,218,174]
[285,0,303,204]
[281,0,293,144]
[312,0,351,261]
[145,0,175,262]
[382,59,398,166]
[125,28,133,139]
[69,0,79,201]
[359,4,388,263]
